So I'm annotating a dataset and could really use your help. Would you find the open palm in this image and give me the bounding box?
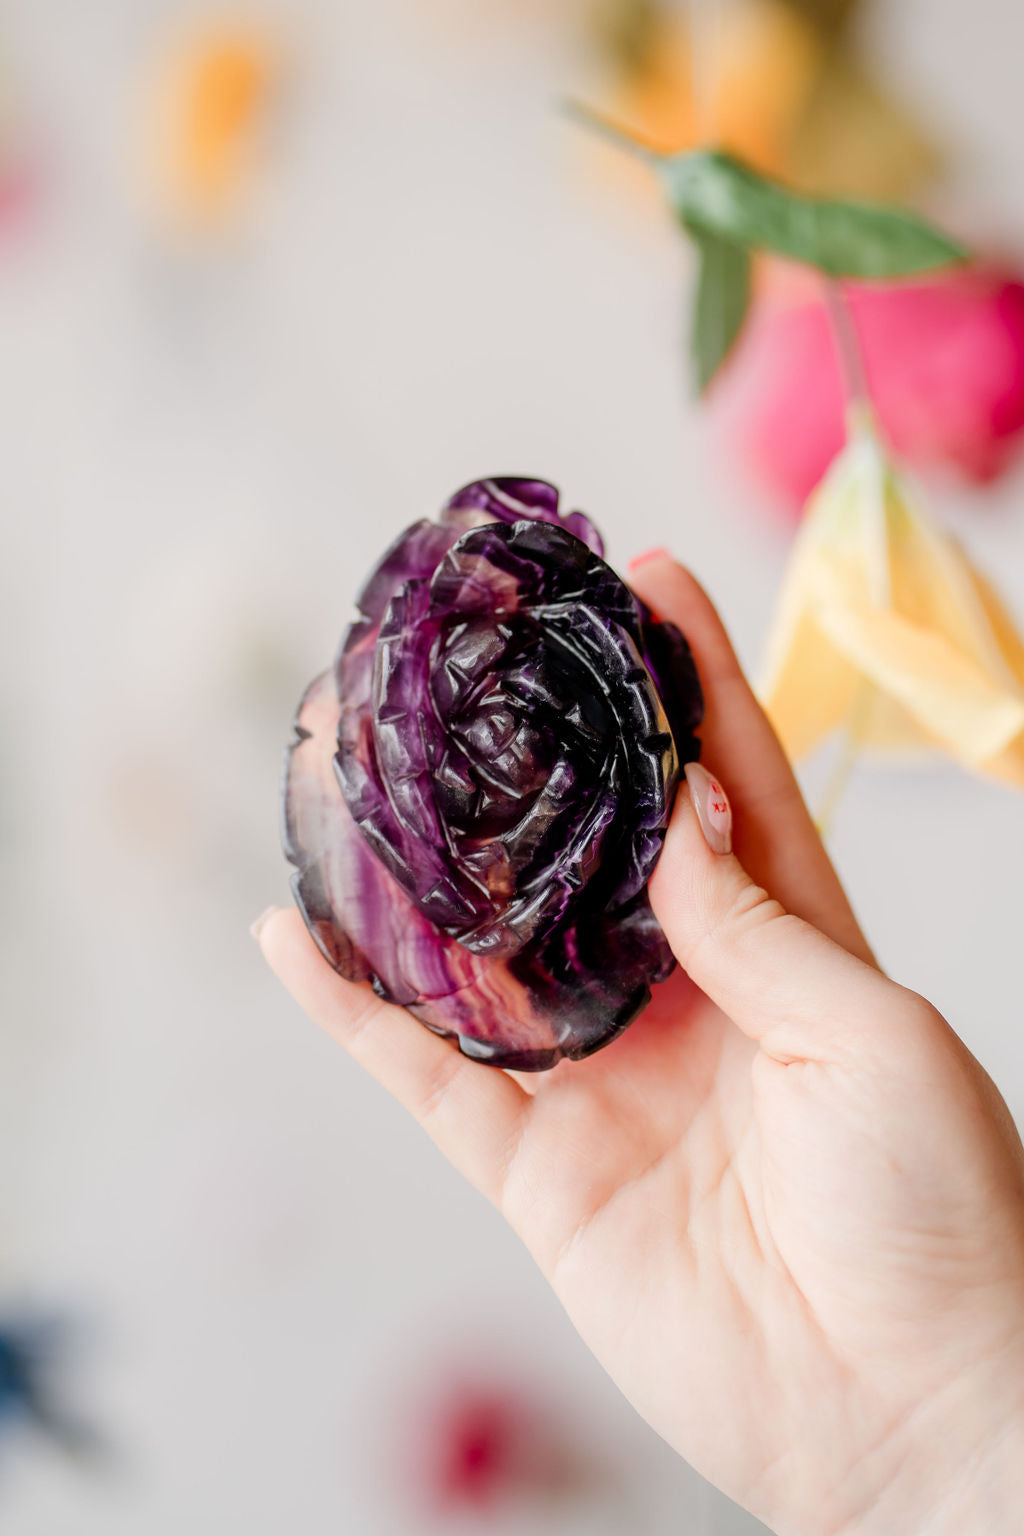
[260,557,1024,1535]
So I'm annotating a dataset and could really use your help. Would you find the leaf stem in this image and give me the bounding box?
[815,682,873,838]
[816,292,881,833]
[823,279,874,425]
[562,98,662,164]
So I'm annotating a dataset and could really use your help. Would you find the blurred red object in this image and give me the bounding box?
[433,1387,528,1509]
[390,1368,590,1516]
[714,263,1024,514]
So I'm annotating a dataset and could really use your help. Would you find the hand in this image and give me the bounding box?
[256,553,1024,1536]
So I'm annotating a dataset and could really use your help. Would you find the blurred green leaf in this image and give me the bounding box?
[690,230,751,393]
[663,151,966,277]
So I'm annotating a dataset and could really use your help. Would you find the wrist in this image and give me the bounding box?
[935,1413,1024,1535]
[841,1352,1024,1536]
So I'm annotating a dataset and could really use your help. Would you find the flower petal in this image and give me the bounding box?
[284,673,671,1068]
[761,610,863,761]
[352,519,461,630]
[284,483,704,1068]
[441,478,605,556]
[282,672,376,983]
[816,602,1024,777]
[758,478,864,759]
[966,563,1024,690]
[638,609,705,765]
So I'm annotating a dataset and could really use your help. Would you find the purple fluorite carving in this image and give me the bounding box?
[283,478,703,1069]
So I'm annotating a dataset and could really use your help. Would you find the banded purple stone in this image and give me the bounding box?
[282,477,703,1069]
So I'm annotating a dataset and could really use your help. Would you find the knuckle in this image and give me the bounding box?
[719,879,787,945]
[884,985,949,1045]
[681,875,784,973]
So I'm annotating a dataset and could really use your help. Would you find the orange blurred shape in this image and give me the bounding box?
[594,0,938,201]
[149,22,278,226]
[610,0,822,176]
[785,48,940,200]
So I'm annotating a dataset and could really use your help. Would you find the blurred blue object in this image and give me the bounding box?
[0,1322,100,1461]
[0,1330,36,1423]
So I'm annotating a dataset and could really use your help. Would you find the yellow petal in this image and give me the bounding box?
[962,560,1024,690]
[854,689,929,755]
[760,606,862,760]
[759,432,879,757]
[758,427,1024,785]
[884,483,1021,691]
[815,602,1024,779]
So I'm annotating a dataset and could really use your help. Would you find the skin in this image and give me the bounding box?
[257,554,1024,1535]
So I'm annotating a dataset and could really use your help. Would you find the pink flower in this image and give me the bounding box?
[715,264,1024,515]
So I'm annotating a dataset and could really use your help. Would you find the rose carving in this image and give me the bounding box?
[283,478,703,1069]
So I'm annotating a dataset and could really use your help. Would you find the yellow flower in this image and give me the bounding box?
[759,413,1024,787]
[599,0,938,201]
[609,0,822,179]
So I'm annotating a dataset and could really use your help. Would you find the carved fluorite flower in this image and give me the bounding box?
[283,478,703,1069]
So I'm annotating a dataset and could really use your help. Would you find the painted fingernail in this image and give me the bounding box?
[684,762,732,855]
[250,905,282,943]
[628,546,671,571]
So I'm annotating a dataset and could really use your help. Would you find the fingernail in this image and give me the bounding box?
[628,546,671,571]
[250,905,282,943]
[684,762,732,855]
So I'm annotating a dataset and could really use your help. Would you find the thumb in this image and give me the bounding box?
[652,762,896,1064]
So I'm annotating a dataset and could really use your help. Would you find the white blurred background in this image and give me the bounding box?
[1,1,1022,1531]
